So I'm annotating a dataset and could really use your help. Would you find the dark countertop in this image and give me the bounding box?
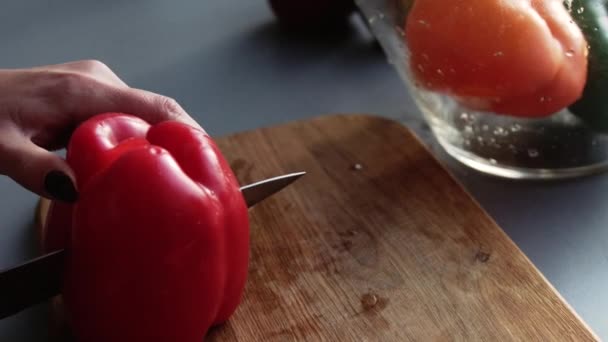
[1,1,606,340]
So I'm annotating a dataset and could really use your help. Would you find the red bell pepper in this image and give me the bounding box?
[404,0,588,117]
[43,113,249,341]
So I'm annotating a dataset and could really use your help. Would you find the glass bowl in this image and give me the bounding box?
[355,0,608,179]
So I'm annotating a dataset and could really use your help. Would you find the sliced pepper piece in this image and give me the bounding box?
[404,0,588,117]
[43,113,249,342]
[568,0,608,131]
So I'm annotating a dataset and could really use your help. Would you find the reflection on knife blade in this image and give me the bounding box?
[0,171,305,320]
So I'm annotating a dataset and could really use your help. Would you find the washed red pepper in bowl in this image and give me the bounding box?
[356,0,608,179]
[405,0,588,117]
[43,113,249,341]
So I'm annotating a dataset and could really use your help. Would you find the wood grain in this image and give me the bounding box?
[38,114,598,341]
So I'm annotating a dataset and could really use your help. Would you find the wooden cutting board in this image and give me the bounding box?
[37,114,598,341]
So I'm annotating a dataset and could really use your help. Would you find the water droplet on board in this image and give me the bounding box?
[361,293,378,309]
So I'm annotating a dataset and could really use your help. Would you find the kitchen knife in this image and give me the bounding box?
[0,171,305,320]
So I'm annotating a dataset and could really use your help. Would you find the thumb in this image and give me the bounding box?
[0,138,78,202]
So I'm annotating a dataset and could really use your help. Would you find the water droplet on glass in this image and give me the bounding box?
[493,127,507,136]
[510,124,522,132]
[528,149,539,158]
[489,159,498,165]
[565,49,575,57]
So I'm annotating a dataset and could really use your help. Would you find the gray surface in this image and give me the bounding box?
[0,1,606,340]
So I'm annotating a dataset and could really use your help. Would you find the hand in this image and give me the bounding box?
[0,60,201,202]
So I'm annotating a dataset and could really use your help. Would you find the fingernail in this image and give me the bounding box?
[44,171,78,202]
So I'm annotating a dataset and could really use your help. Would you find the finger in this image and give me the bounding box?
[122,88,203,129]
[44,60,128,87]
[64,81,204,131]
[0,135,77,202]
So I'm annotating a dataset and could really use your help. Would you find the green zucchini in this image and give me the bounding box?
[568,0,608,132]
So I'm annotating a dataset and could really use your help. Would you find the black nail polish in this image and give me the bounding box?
[44,171,78,202]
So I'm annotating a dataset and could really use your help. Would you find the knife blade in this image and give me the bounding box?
[0,171,305,320]
[241,171,305,207]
